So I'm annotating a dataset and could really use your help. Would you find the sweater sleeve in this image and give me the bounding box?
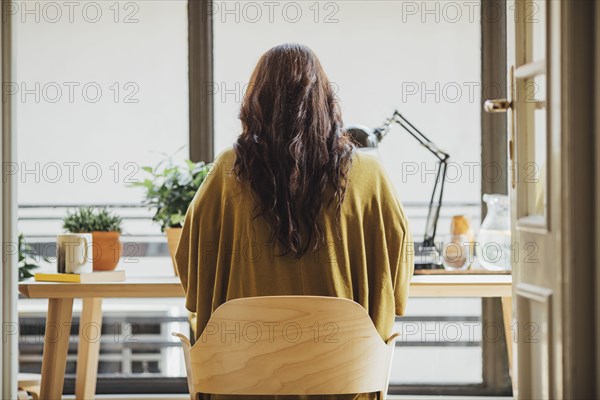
[175,151,228,315]
[375,159,415,316]
[393,209,414,316]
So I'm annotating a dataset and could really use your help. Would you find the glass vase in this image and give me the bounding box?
[477,194,512,271]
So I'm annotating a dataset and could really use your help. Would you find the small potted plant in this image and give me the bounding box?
[18,233,44,281]
[63,207,123,271]
[132,157,211,273]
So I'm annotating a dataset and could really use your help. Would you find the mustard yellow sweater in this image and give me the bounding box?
[175,147,414,400]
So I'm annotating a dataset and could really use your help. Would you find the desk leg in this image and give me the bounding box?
[40,298,74,399]
[501,296,514,376]
[75,298,103,400]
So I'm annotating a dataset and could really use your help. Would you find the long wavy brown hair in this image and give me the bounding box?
[234,43,354,258]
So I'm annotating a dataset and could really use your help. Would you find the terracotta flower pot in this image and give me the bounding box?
[166,227,182,276]
[91,231,122,272]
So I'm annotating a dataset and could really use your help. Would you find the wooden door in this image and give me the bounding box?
[486,1,600,398]
[487,0,560,397]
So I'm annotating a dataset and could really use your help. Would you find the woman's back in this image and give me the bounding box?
[175,43,413,400]
[175,147,413,400]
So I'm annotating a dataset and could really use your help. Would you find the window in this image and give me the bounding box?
[16,0,511,395]
[16,0,191,392]
[16,0,189,207]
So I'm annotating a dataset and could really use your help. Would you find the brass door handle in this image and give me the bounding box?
[484,99,512,113]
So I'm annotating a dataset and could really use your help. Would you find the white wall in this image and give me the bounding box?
[15,0,189,205]
[15,0,481,225]
[213,1,483,235]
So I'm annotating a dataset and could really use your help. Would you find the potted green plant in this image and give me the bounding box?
[132,157,211,274]
[63,207,123,271]
[18,234,44,281]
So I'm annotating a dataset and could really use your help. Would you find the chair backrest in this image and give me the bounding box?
[174,296,398,397]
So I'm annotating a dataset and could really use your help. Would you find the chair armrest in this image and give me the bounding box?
[172,332,195,395]
[172,332,192,348]
[386,332,400,346]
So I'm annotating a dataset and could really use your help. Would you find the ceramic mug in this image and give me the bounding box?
[57,233,92,274]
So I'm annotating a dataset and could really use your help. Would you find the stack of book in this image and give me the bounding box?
[34,270,126,283]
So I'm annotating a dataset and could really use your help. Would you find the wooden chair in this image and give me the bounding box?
[173,296,399,399]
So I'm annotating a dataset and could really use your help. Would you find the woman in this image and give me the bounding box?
[176,43,414,400]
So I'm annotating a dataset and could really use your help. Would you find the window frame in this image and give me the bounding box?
[188,0,214,163]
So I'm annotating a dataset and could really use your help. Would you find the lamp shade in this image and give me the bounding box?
[345,125,379,148]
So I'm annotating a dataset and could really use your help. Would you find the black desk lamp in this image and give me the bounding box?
[346,110,450,270]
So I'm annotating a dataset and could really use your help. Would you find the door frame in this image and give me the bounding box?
[1,0,18,397]
[481,0,512,394]
[596,4,600,399]
[559,1,597,397]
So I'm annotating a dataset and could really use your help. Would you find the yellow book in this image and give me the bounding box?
[34,270,126,283]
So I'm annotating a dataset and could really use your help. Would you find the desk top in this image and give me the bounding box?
[19,274,512,299]
[410,274,511,297]
[19,277,185,299]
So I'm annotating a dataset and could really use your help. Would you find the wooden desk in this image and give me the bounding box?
[19,275,513,399]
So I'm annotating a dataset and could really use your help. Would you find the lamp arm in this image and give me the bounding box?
[372,110,450,248]
[392,111,449,162]
[423,158,448,248]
